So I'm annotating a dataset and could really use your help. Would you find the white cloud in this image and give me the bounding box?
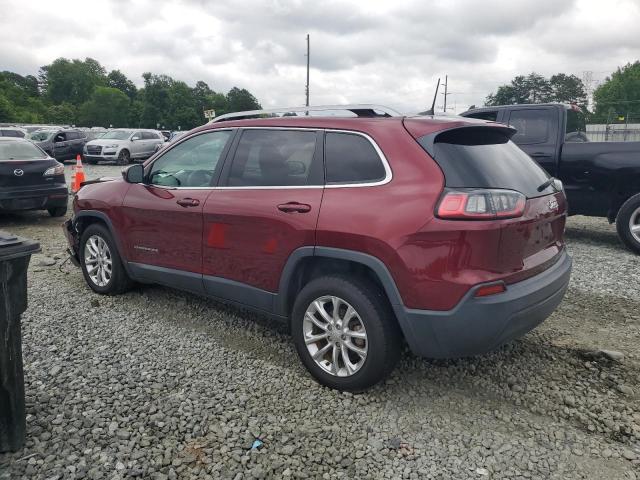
[0,0,639,113]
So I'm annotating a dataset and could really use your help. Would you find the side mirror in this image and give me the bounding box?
[122,164,144,183]
[131,136,140,141]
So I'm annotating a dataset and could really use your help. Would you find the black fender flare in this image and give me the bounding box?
[73,210,132,276]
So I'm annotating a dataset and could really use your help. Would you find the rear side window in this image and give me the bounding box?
[418,127,555,198]
[1,130,23,138]
[324,132,386,184]
[227,129,320,187]
[507,109,551,144]
[565,108,588,142]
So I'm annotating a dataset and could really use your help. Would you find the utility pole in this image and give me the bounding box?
[443,75,448,112]
[305,34,310,109]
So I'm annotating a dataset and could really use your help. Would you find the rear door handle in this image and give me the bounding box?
[177,198,200,207]
[277,202,311,213]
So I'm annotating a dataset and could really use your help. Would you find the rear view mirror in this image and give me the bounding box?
[131,136,140,141]
[122,164,144,183]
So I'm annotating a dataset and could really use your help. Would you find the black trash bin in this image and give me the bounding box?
[0,231,40,453]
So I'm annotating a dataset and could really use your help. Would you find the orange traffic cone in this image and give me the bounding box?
[71,154,86,193]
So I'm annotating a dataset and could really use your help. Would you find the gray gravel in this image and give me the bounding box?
[1,163,639,479]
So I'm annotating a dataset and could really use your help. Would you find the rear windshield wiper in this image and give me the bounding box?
[537,177,557,192]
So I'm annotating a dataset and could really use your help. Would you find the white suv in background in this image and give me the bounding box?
[83,129,164,165]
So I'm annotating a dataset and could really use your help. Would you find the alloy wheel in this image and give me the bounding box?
[84,235,112,287]
[303,295,368,377]
[629,206,640,243]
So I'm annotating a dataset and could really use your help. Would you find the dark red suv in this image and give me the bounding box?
[64,105,572,391]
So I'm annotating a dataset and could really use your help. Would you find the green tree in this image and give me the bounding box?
[40,57,107,105]
[0,93,16,122]
[226,87,261,112]
[44,103,76,124]
[486,73,553,105]
[78,87,130,127]
[549,74,587,107]
[107,69,137,100]
[593,61,640,123]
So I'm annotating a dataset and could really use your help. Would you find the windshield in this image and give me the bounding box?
[101,130,133,140]
[28,130,55,142]
[0,142,48,160]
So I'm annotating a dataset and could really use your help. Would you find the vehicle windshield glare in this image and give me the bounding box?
[0,141,48,160]
[100,130,133,140]
[28,130,55,142]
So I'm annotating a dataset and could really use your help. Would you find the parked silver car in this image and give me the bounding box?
[83,129,164,165]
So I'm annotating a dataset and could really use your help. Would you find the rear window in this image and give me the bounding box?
[325,132,386,184]
[0,142,48,160]
[418,127,555,198]
[1,130,24,138]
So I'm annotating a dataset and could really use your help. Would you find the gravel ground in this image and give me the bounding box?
[1,163,639,480]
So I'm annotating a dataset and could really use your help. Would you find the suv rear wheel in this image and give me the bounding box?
[616,193,640,254]
[80,224,132,294]
[292,275,401,391]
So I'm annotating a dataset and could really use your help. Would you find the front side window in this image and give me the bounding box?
[227,129,319,187]
[508,109,552,144]
[148,130,232,187]
[28,130,55,142]
[325,132,386,184]
[142,131,157,140]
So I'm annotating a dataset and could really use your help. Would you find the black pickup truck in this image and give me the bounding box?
[461,103,640,254]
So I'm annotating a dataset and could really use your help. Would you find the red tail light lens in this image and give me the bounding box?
[436,189,526,220]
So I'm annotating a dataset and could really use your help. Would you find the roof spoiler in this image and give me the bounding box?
[418,124,517,156]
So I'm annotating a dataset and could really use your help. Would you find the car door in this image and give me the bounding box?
[141,131,156,157]
[129,131,144,158]
[506,108,558,176]
[52,132,70,160]
[120,129,235,292]
[201,128,324,310]
[66,131,82,158]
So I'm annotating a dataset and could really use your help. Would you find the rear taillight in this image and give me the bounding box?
[43,163,65,176]
[436,188,526,220]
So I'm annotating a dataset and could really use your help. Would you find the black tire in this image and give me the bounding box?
[291,275,402,392]
[117,149,130,166]
[48,206,67,217]
[616,193,640,254]
[79,223,132,295]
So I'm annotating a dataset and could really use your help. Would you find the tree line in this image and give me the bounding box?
[0,57,262,129]
[484,62,640,123]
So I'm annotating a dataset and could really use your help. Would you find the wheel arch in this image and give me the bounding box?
[277,247,411,339]
[74,210,132,276]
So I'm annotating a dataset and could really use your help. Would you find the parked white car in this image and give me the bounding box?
[83,129,164,165]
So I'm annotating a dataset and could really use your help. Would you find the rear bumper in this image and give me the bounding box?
[401,250,572,358]
[0,185,68,211]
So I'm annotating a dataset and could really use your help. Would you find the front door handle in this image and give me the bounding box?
[530,152,551,158]
[177,198,200,207]
[277,202,311,213]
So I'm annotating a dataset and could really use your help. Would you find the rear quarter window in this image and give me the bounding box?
[324,132,386,184]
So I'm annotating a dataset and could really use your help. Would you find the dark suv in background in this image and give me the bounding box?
[64,105,572,391]
[28,128,87,162]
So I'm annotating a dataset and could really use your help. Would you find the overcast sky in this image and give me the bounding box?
[1,0,639,113]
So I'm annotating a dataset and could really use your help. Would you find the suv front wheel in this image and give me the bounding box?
[292,275,401,391]
[80,223,132,294]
